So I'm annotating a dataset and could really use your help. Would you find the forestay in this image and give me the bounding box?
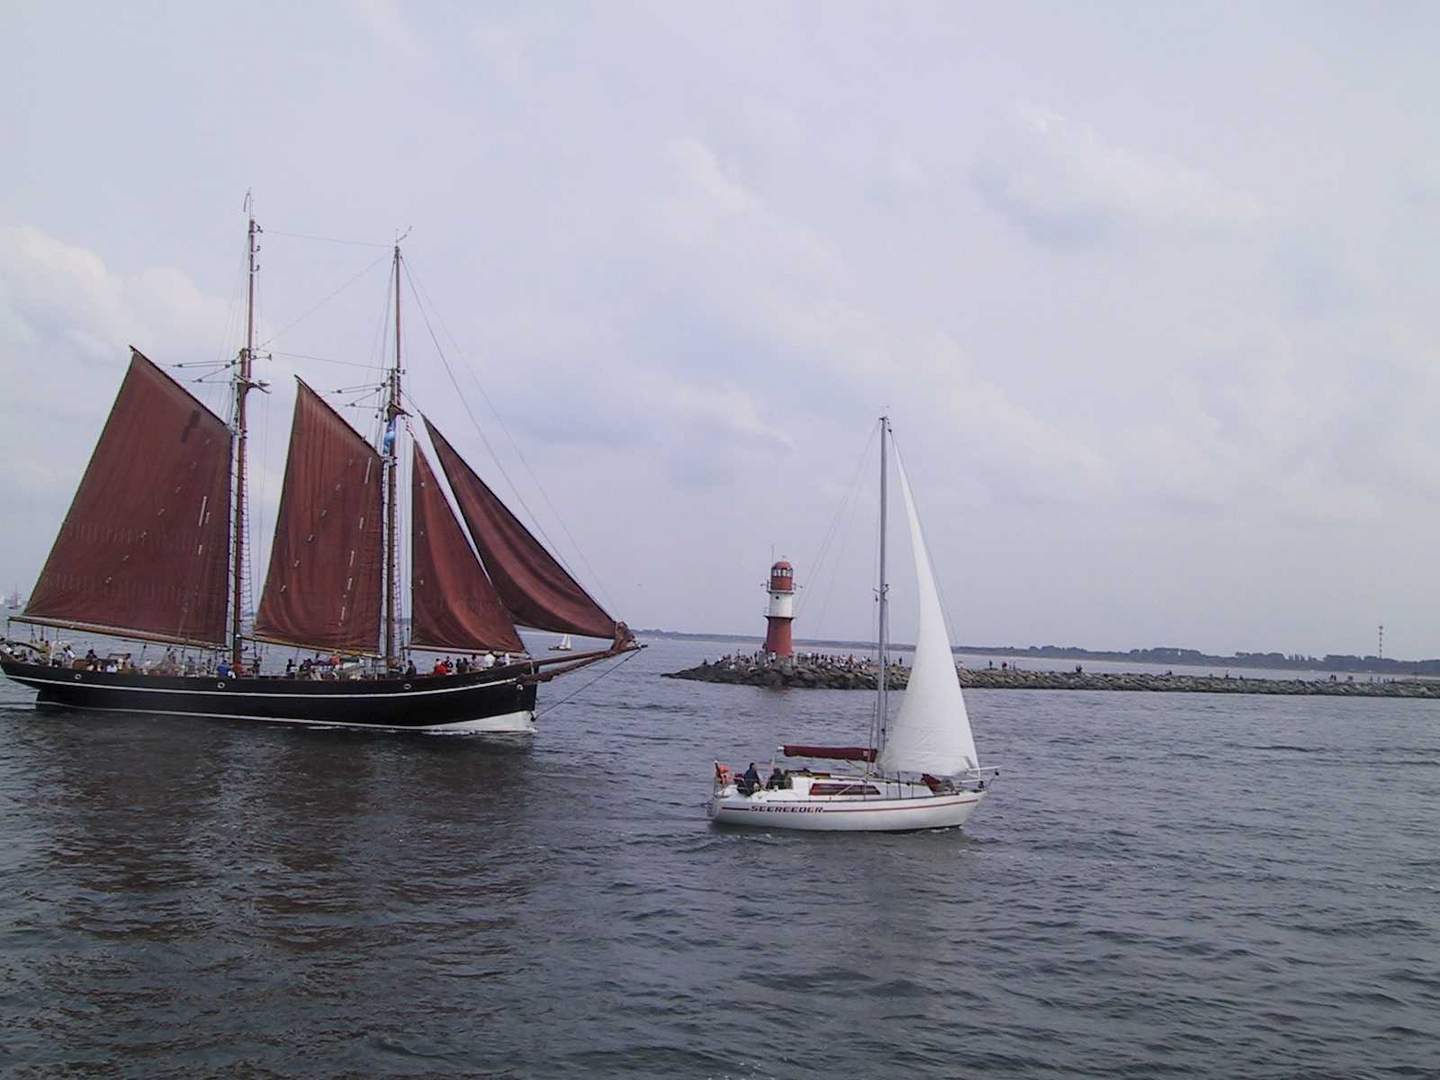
[875,456,980,776]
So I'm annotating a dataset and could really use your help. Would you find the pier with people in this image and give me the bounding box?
[664,651,1440,698]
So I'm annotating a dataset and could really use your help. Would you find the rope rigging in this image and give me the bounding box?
[534,646,644,718]
[400,259,616,611]
[173,216,622,662]
[264,229,391,249]
[795,422,878,628]
[254,250,391,350]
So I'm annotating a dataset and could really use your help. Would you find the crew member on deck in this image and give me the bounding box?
[740,762,761,795]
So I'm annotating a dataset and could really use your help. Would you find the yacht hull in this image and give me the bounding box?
[708,786,985,832]
[0,659,538,734]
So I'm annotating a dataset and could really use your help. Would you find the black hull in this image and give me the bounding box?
[0,660,538,732]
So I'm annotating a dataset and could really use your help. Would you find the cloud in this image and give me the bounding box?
[0,226,298,631]
[660,138,760,244]
[0,226,234,535]
[352,0,425,62]
[974,105,1262,250]
[469,24,528,89]
[0,225,232,397]
[641,136,1118,506]
[913,333,1115,503]
[660,380,795,489]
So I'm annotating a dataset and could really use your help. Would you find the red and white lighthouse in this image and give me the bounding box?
[763,559,796,658]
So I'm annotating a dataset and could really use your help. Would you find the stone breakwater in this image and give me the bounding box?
[664,658,1440,698]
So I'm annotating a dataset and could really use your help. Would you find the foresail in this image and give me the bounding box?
[410,445,524,653]
[20,349,232,646]
[254,380,384,654]
[424,418,617,641]
[875,457,980,776]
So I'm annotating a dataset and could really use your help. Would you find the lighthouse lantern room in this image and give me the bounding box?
[763,559,796,659]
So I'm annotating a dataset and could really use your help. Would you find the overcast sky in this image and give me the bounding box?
[4,1,1439,658]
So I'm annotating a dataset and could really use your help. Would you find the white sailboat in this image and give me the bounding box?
[549,634,573,652]
[708,417,998,832]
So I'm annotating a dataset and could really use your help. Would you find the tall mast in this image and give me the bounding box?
[231,202,260,668]
[876,415,890,760]
[383,241,403,669]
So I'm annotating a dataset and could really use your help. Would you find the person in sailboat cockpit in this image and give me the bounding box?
[739,763,761,795]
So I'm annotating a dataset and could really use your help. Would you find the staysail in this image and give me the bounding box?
[410,445,524,653]
[20,349,232,646]
[424,418,617,640]
[254,380,384,653]
[875,456,980,775]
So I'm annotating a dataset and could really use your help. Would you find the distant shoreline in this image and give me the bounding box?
[633,628,1436,678]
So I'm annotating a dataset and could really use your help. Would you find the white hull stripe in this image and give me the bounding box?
[10,674,519,699]
[718,795,979,813]
[33,700,537,733]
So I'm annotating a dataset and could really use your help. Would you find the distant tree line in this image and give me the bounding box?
[979,644,1440,676]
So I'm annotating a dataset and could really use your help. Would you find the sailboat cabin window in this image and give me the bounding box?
[808,782,881,797]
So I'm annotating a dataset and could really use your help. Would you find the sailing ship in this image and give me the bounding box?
[708,417,998,830]
[0,210,635,732]
[3,588,22,611]
[549,634,573,652]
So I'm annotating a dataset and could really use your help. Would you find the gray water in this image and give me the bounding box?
[1,636,1437,1077]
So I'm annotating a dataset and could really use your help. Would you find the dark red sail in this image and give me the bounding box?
[254,380,384,654]
[410,445,524,654]
[21,348,232,646]
[424,418,616,640]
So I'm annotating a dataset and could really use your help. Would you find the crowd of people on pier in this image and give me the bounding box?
[700,648,905,672]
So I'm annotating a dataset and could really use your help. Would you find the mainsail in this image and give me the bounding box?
[410,445,524,653]
[21,349,232,646]
[254,380,384,653]
[875,456,980,776]
[424,418,617,640]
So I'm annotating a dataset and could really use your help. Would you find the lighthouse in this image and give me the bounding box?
[763,559,796,659]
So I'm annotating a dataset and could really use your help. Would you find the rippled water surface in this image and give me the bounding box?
[2,637,1438,1077]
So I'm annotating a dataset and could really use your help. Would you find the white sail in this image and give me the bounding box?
[876,456,980,776]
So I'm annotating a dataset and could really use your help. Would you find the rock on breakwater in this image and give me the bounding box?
[663,657,1440,698]
[665,655,908,690]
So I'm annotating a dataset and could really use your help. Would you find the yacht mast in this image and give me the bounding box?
[876,415,890,759]
[383,241,403,669]
[231,202,260,668]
